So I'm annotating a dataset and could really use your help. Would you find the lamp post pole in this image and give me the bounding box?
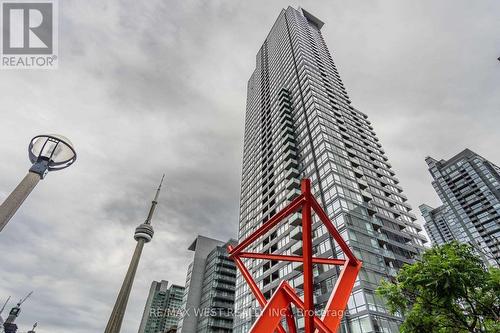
[0,172,41,232]
[0,134,76,233]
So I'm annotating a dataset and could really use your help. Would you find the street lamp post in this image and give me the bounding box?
[0,134,76,232]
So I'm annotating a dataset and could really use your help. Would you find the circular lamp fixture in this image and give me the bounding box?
[29,134,77,174]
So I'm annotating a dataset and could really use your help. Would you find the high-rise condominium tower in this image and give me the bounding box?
[138,280,185,333]
[420,149,500,266]
[235,7,427,333]
[177,236,237,333]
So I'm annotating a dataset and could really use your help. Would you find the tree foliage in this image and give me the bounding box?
[377,242,500,333]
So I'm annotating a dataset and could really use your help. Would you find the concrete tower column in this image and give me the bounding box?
[104,239,146,333]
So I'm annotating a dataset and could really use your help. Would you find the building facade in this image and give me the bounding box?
[419,204,455,245]
[419,149,500,266]
[138,280,185,333]
[235,7,427,333]
[177,236,237,333]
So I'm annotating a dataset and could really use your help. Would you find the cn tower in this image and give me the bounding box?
[104,175,164,333]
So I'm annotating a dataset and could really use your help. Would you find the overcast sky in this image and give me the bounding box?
[0,0,498,332]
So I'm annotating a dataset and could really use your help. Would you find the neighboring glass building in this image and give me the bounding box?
[177,236,237,333]
[138,280,185,333]
[420,149,500,266]
[419,204,456,245]
[235,6,427,333]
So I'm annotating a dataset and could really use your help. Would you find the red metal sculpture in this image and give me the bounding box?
[228,179,362,333]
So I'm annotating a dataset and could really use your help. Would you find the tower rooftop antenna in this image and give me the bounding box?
[144,174,165,225]
[4,291,34,333]
[28,322,38,333]
[0,296,11,315]
[17,291,33,306]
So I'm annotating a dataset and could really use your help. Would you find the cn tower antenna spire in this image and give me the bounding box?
[104,175,164,333]
[145,174,164,225]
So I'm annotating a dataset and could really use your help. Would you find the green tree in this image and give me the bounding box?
[377,242,500,333]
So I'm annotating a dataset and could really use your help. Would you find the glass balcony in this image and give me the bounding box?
[291,241,303,255]
[286,178,301,191]
[292,261,303,272]
[290,225,302,240]
[289,212,302,226]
